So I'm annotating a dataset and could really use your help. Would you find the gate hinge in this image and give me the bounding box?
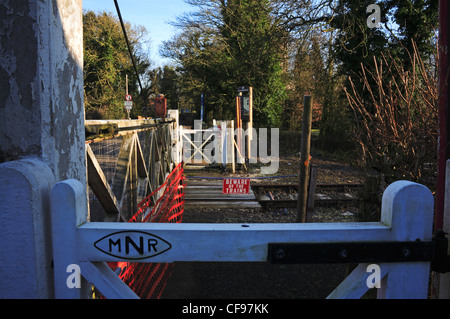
[431,231,450,274]
[268,241,434,265]
[268,232,450,274]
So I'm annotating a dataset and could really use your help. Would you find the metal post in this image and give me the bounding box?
[435,3,450,299]
[236,93,242,167]
[296,96,313,223]
[437,0,450,232]
[247,87,253,163]
[201,93,204,123]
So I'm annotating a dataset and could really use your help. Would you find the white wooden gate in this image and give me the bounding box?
[51,179,435,299]
[180,120,242,173]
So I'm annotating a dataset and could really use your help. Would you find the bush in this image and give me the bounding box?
[345,41,438,188]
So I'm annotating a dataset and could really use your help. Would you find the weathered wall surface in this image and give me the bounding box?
[0,0,85,298]
[0,0,85,184]
[0,0,41,161]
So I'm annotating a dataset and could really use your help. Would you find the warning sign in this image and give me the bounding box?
[222,178,250,194]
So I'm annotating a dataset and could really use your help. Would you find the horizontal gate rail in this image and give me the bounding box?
[51,180,435,299]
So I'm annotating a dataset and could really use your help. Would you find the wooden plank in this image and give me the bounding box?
[185,181,223,186]
[184,179,261,208]
[184,191,252,197]
[86,144,121,219]
[184,185,223,190]
[146,130,156,198]
[184,201,262,209]
[135,133,148,179]
[77,221,392,263]
[127,134,138,218]
[80,262,139,299]
[140,128,152,163]
[111,134,134,221]
[185,195,257,200]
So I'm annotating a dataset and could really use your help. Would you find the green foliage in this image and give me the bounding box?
[221,0,287,127]
[161,0,286,127]
[387,0,438,61]
[83,10,152,119]
[331,0,389,78]
[159,66,180,110]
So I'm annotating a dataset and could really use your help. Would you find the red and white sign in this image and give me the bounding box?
[124,95,133,110]
[222,178,250,194]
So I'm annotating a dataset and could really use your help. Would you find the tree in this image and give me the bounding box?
[219,0,287,127]
[161,0,287,127]
[83,11,152,119]
[276,0,438,151]
[283,33,327,131]
[387,0,438,63]
[160,66,181,110]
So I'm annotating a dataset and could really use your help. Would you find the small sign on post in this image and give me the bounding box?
[124,94,133,119]
[124,95,133,110]
[222,178,250,194]
[124,101,133,110]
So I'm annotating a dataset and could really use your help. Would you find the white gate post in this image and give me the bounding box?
[51,179,88,298]
[0,159,55,298]
[378,182,434,299]
[51,179,139,299]
[328,181,434,299]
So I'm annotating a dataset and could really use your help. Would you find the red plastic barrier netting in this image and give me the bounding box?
[107,163,185,299]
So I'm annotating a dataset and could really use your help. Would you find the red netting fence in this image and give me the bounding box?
[107,163,185,299]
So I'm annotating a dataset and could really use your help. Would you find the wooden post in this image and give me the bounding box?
[126,74,131,120]
[306,164,318,222]
[296,96,313,223]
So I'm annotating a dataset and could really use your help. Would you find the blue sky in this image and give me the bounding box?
[82,0,194,67]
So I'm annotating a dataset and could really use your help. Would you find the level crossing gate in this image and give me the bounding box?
[52,176,437,299]
[180,120,234,168]
[2,0,450,300]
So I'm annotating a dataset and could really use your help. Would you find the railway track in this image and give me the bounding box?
[253,183,362,209]
[184,181,363,209]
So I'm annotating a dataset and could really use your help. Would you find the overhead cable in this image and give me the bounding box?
[113,0,148,117]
